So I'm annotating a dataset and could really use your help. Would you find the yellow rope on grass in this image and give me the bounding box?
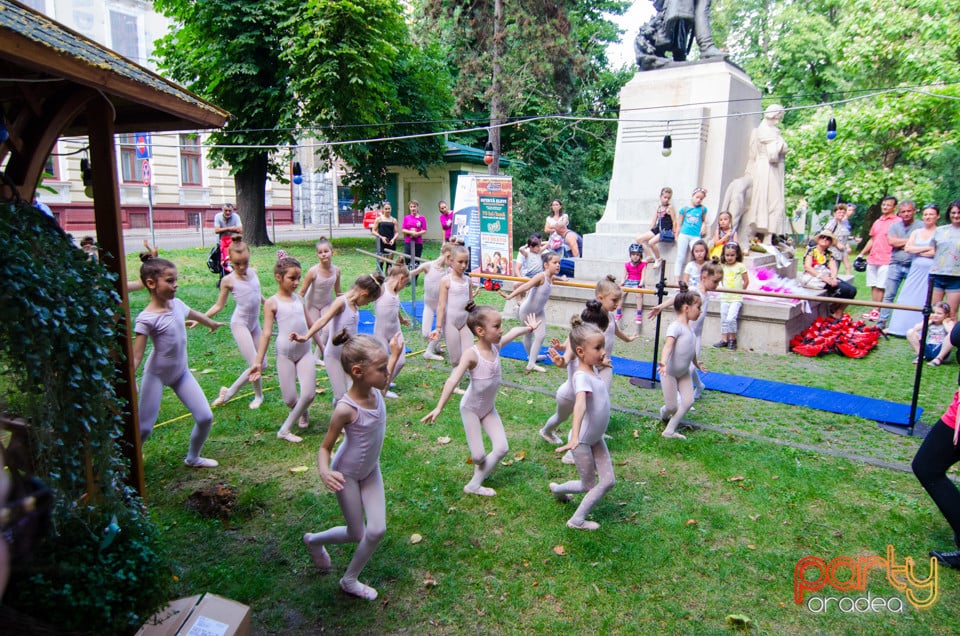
[154,385,279,429]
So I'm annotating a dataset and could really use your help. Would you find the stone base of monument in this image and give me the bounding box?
[503,253,841,355]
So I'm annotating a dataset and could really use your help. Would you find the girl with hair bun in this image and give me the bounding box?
[421,304,540,497]
[249,256,316,443]
[298,237,342,365]
[303,330,403,600]
[657,282,705,440]
[294,273,385,402]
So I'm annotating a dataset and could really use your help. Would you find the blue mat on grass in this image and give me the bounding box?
[496,341,920,426]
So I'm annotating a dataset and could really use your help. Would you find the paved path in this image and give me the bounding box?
[118,223,371,254]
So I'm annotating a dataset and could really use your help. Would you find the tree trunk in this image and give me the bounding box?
[235,153,271,246]
[488,0,503,175]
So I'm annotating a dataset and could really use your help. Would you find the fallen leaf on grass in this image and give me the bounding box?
[591,583,601,594]
[410,533,423,544]
[686,519,698,526]
[501,459,514,466]
[466,456,474,465]
[200,368,215,374]
[748,514,760,521]
[617,460,628,466]
[288,465,310,473]
[437,436,452,445]
[526,399,533,405]
[513,450,526,461]
[633,429,639,438]
[423,572,438,587]
[727,476,745,482]
[314,387,326,394]
[553,545,567,556]
[747,544,756,550]
[725,614,753,630]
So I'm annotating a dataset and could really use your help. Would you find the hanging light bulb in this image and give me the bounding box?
[483,141,494,166]
[81,157,94,198]
[292,161,303,185]
[661,134,672,157]
[826,117,837,140]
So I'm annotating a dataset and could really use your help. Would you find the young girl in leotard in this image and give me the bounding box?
[303,331,403,601]
[593,275,639,388]
[499,251,561,372]
[204,239,266,410]
[295,273,385,402]
[298,237,342,365]
[552,319,615,530]
[411,242,452,361]
[431,245,477,366]
[132,256,224,467]
[249,257,316,443]
[373,259,410,397]
[421,304,539,496]
[541,300,610,444]
[658,283,705,440]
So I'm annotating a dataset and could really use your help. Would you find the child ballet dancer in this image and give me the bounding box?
[298,237,342,365]
[594,275,639,388]
[373,259,410,397]
[683,240,709,288]
[421,304,540,496]
[713,242,749,351]
[615,243,647,325]
[551,319,615,530]
[657,283,705,440]
[249,256,316,443]
[303,331,403,601]
[635,187,677,269]
[132,256,225,467]
[411,242,452,361]
[650,262,723,400]
[709,211,739,261]
[674,187,708,284]
[295,273,385,402]
[541,300,610,444]
[908,301,955,365]
[431,245,478,366]
[204,238,266,410]
[499,251,561,372]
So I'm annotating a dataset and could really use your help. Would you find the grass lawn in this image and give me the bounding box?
[133,238,958,635]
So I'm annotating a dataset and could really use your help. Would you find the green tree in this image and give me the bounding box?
[154,0,299,245]
[414,0,630,243]
[715,0,960,237]
[284,0,453,205]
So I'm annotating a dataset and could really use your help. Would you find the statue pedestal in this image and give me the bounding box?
[578,60,761,282]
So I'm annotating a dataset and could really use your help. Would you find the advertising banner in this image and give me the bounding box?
[451,175,513,275]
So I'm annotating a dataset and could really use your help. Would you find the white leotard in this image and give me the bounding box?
[573,369,610,445]
[274,295,310,362]
[460,345,501,419]
[330,392,386,481]
[304,264,339,313]
[229,270,262,332]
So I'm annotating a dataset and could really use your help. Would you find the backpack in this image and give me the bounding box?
[206,244,222,274]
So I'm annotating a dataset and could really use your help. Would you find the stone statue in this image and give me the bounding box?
[719,104,789,244]
[634,0,725,70]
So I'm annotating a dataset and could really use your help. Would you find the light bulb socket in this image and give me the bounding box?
[662,134,673,157]
[80,158,93,187]
[483,141,494,166]
[292,161,302,177]
[826,117,837,140]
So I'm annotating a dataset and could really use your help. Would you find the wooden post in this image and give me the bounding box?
[87,100,146,497]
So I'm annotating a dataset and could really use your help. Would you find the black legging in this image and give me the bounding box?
[912,419,960,547]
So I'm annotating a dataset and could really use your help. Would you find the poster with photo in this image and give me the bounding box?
[451,176,513,276]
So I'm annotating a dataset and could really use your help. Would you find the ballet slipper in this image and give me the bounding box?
[661,431,687,440]
[453,387,467,395]
[303,534,331,572]
[298,414,310,429]
[525,364,546,373]
[539,428,562,444]
[560,451,575,465]
[278,431,303,443]
[549,482,573,502]
[464,484,497,497]
[184,457,219,468]
[339,578,378,601]
[566,519,600,531]
[248,397,263,410]
[211,386,229,407]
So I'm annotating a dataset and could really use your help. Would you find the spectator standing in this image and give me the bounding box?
[401,200,427,275]
[876,200,920,330]
[889,204,940,336]
[214,203,242,281]
[930,200,960,321]
[857,196,899,320]
[438,200,454,243]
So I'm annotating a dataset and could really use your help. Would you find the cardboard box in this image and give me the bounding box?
[136,593,251,636]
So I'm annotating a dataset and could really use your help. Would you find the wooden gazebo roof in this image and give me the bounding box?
[0,0,229,495]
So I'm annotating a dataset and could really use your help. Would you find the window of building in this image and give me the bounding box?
[109,11,140,62]
[118,134,142,183]
[19,0,45,11]
[179,134,203,186]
